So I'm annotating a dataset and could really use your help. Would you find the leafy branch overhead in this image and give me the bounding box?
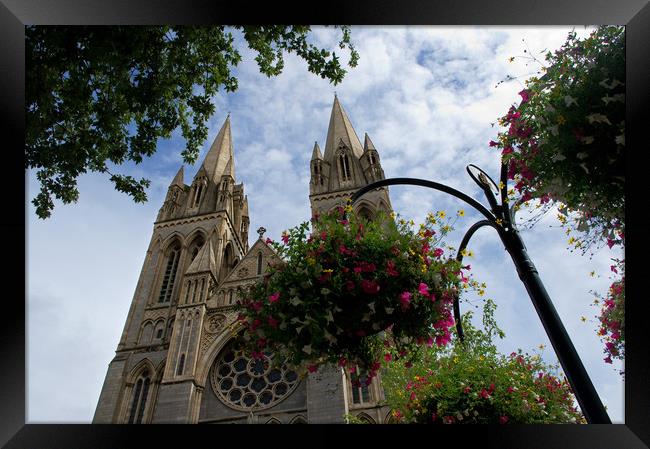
[26,25,359,219]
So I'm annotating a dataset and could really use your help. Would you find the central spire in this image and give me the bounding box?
[323,96,364,162]
[201,115,235,182]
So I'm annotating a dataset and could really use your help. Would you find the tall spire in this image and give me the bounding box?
[170,165,184,187]
[363,133,376,153]
[201,115,234,182]
[311,141,323,160]
[323,96,364,161]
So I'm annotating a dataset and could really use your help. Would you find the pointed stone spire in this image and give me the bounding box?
[185,240,216,276]
[201,115,234,182]
[170,165,184,187]
[323,96,364,161]
[311,142,323,160]
[222,155,235,179]
[242,195,249,216]
[363,133,376,153]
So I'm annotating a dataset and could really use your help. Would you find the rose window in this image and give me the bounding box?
[210,344,300,411]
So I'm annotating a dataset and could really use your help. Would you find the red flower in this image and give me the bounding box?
[338,357,347,367]
[320,231,327,240]
[463,386,471,394]
[479,388,491,399]
[418,283,429,296]
[345,280,356,291]
[489,140,499,147]
[307,364,318,373]
[518,89,530,103]
[265,238,273,244]
[267,316,279,329]
[499,415,509,424]
[268,292,280,304]
[360,279,380,295]
[384,353,392,362]
[281,232,289,244]
[399,291,412,308]
[433,248,444,258]
[386,260,399,277]
[502,146,514,156]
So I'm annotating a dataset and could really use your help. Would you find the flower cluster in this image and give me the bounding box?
[235,207,467,377]
[596,259,625,366]
[382,300,585,424]
[490,26,624,251]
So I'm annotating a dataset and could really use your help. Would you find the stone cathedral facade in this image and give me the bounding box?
[93,97,394,424]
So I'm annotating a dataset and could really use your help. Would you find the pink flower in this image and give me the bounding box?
[501,146,514,156]
[399,291,412,308]
[268,292,280,304]
[418,283,429,296]
[499,415,509,424]
[307,364,319,373]
[386,260,399,277]
[281,232,289,244]
[384,353,392,362]
[518,89,530,103]
[345,280,356,291]
[489,140,499,147]
[610,265,618,274]
[265,238,273,244]
[267,316,279,329]
[479,389,491,399]
[463,386,471,394]
[433,248,444,258]
[604,356,613,364]
[507,386,515,394]
[429,293,437,303]
[338,357,347,367]
[320,231,327,240]
[251,301,262,312]
[607,239,615,249]
[360,279,380,295]
[442,416,456,424]
[409,392,416,401]
[349,366,356,374]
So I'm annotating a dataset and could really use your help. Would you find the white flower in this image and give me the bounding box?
[325,310,334,323]
[599,78,623,90]
[302,344,312,354]
[576,152,588,160]
[551,153,566,162]
[324,331,337,344]
[580,136,594,145]
[385,307,394,315]
[290,296,302,306]
[549,125,559,136]
[367,302,376,313]
[564,95,578,107]
[586,113,611,125]
[615,134,625,146]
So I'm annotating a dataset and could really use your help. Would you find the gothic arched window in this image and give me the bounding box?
[128,370,151,424]
[158,243,181,303]
[350,367,371,404]
[177,354,186,376]
[257,252,263,275]
[338,153,352,182]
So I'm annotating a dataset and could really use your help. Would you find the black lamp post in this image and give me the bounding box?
[350,161,611,424]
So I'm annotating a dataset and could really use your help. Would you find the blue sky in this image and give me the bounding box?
[26,26,624,423]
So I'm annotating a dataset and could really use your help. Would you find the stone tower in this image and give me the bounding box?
[309,94,392,219]
[94,102,393,424]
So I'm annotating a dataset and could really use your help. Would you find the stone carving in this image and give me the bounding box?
[237,267,249,278]
[204,313,227,334]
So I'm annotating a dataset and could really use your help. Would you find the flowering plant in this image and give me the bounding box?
[236,207,467,378]
[595,258,625,366]
[491,26,624,249]
[382,300,585,424]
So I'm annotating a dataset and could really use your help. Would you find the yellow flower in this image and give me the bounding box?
[508,56,515,62]
[457,209,465,217]
[568,237,576,245]
[589,271,596,277]
[557,115,566,125]
[467,251,474,258]
[437,211,446,218]
[498,181,505,189]
[323,269,333,273]
[495,218,503,226]
[390,211,397,219]
[421,265,427,273]
[344,205,353,213]
[538,344,546,350]
[580,316,587,322]
[306,258,316,265]
[460,249,468,257]
[442,225,451,233]
[478,289,485,297]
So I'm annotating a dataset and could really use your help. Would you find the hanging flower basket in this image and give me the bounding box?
[236,207,466,378]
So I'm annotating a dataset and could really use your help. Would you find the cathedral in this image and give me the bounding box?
[93,96,394,424]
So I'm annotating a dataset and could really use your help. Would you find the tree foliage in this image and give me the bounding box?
[26,25,359,218]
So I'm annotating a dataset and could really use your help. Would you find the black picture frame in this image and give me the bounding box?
[3,1,647,447]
